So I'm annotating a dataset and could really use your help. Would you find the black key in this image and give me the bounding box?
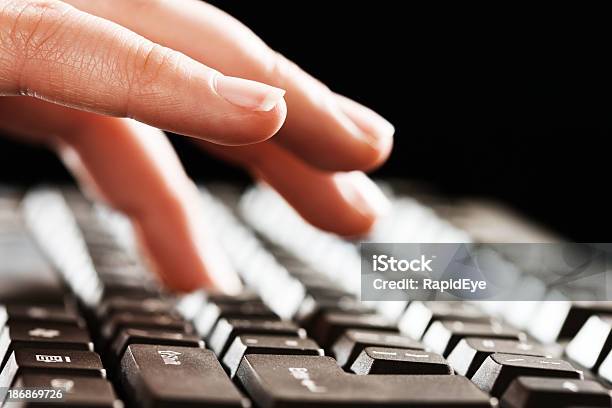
[471,353,583,397]
[350,346,452,375]
[566,315,612,371]
[501,377,612,408]
[97,297,175,318]
[223,335,323,377]
[100,312,193,343]
[4,304,85,327]
[0,348,106,388]
[120,344,247,408]
[111,328,204,360]
[422,320,525,357]
[0,322,93,370]
[236,354,493,407]
[100,279,162,300]
[206,291,261,305]
[333,329,424,369]
[398,301,491,340]
[10,373,120,407]
[209,318,306,358]
[295,295,374,329]
[311,312,397,349]
[447,337,548,377]
[194,301,278,338]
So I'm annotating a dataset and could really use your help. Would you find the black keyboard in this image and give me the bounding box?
[1,183,612,407]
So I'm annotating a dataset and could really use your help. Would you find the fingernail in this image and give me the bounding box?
[214,75,286,112]
[335,171,392,218]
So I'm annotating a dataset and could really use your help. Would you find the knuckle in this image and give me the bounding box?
[130,42,178,90]
[123,41,181,115]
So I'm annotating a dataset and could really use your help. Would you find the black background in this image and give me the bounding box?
[0,2,610,239]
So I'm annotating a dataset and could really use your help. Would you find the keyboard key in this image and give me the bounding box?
[111,328,204,360]
[0,305,6,329]
[471,353,583,397]
[311,312,397,348]
[295,295,374,329]
[598,348,612,382]
[97,297,175,318]
[447,337,548,377]
[11,373,120,407]
[566,315,612,371]
[3,304,85,328]
[120,344,247,408]
[529,301,612,343]
[236,354,493,407]
[501,377,612,408]
[351,347,452,375]
[194,301,278,338]
[101,312,193,343]
[0,322,93,369]
[223,335,323,377]
[398,301,491,340]
[0,348,105,388]
[422,320,525,357]
[333,329,424,369]
[209,318,306,358]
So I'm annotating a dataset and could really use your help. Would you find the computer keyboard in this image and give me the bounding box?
[1,182,611,407]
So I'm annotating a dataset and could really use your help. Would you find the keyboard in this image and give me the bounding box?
[1,182,611,407]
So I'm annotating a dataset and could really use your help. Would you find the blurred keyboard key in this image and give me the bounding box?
[4,304,85,328]
[423,320,525,357]
[111,328,204,360]
[311,312,397,349]
[333,329,424,369]
[501,377,611,408]
[566,315,612,371]
[0,322,93,369]
[447,337,548,377]
[399,301,491,340]
[97,297,175,318]
[194,301,278,339]
[471,353,582,397]
[209,318,306,358]
[223,335,323,377]
[101,312,193,343]
[350,347,452,375]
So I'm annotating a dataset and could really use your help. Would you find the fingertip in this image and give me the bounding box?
[215,96,287,146]
[334,94,395,171]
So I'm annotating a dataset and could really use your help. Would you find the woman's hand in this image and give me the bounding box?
[0,0,394,293]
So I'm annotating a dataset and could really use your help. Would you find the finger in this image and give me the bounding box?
[0,96,242,293]
[0,0,286,145]
[63,0,394,171]
[198,140,391,236]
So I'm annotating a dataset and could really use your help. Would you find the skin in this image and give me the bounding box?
[0,0,394,294]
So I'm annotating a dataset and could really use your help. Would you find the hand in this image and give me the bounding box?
[0,0,394,293]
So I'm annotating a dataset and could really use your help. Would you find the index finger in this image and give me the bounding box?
[0,0,287,145]
[63,0,394,171]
